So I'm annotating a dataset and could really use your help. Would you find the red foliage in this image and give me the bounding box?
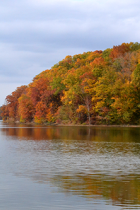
[110,43,130,60]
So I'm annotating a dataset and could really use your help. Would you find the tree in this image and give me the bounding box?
[1,85,27,121]
[18,94,35,122]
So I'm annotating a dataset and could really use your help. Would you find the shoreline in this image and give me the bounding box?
[1,120,140,128]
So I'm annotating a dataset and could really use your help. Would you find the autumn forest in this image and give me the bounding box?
[1,42,140,125]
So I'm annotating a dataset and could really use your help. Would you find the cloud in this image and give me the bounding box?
[0,0,140,105]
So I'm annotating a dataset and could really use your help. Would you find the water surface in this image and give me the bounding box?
[0,121,140,209]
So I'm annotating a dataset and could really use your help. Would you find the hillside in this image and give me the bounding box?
[1,42,140,125]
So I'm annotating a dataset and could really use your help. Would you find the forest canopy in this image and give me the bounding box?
[1,42,140,125]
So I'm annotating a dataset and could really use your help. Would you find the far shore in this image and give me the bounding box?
[1,120,140,128]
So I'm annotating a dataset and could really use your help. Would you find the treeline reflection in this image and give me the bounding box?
[1,125,140,142]
[50,173,140,207]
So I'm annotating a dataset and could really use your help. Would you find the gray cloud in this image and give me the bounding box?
[0,0,140,105]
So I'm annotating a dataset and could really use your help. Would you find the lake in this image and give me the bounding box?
[0,120,140,210]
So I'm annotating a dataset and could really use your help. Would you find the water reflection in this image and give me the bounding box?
[1,122,140,209]
[1,123,140,142]
[51,173,140,207]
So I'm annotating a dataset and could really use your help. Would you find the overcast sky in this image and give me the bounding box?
[0,0,140,105]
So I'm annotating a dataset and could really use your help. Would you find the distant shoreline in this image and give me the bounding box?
[1,120,140,128]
